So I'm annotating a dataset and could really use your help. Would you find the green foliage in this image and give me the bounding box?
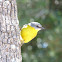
[17,0,62,62]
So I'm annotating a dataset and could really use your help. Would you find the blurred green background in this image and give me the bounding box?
[17,0,62,62]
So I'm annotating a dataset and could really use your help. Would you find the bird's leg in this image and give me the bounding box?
[21,40,24,46]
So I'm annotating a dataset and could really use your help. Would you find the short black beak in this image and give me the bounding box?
[41,27,45,30]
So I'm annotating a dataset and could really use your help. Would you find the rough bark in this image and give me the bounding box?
[0,0,22,62]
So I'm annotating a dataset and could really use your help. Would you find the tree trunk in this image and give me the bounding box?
[0,0,22,62]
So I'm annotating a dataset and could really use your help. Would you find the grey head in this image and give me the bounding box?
[28,22,44,30]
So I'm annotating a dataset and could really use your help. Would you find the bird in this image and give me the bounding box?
[20,22,44,44]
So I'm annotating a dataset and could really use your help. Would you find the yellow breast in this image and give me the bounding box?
[20,25,39,43]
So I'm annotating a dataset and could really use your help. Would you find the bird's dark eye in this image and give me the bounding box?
[36,25,39,27]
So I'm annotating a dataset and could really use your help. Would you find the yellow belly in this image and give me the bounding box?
[20,25,38,43]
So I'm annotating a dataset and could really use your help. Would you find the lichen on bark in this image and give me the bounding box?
[0,0,22,62]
